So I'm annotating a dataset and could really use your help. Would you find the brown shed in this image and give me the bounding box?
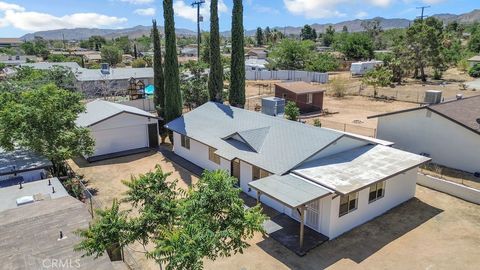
[274,82,325,113]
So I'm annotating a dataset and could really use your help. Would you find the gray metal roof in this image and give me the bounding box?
[0,195,114,270]
[0,178,68,212]
[294,145,431,195]
[249,174,332,208]
[0,148,52,176]
[21,62,81,70]
[74,67,153,81]
[76,99,156,127]
[165,102,344,175]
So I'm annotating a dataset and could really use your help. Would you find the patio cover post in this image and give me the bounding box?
[299,205,305,249]
[256,191,262,205]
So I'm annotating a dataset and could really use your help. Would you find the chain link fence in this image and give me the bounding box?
[316,119,377,137]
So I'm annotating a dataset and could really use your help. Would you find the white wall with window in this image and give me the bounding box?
[327,168,417,239]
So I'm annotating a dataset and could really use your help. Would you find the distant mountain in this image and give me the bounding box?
[20,25,196,41]
[20,9,480,40]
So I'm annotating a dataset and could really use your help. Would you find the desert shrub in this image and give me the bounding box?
[284,101,300,121]
[468,64,480,78]
[131,58,147,68]
[330,77,347,98]
[313,119,322,127]
[457,59,469,73]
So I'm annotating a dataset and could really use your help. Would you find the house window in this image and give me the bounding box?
[307,93,313,104]
[339,192,358,217]
[369,181,385,203]
[208,147,221,164]
[252,166,271,180]
[180,135,190,149]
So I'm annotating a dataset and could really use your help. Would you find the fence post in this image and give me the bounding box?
[89,197,94,219]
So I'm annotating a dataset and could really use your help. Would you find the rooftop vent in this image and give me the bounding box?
[424,90,442,105]
[456,94,463,100]
[16,195,34,206]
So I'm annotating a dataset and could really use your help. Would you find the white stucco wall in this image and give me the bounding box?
[376,109,480,173]
[327,168,417,239]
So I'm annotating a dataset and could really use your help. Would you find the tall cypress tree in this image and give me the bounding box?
[152,19,167,142]
[208,0,223,102]
[163,0,182,140]
[229,0,245,108]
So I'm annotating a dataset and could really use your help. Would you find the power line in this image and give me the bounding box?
[191,0,205,61]
[416,5,430,21]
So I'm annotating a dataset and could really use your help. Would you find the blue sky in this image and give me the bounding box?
[0,0,478,37]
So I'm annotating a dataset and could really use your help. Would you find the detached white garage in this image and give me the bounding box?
[76,100,159,162]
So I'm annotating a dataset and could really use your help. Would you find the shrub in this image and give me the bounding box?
[330,77,347,98]
[131,58,147,68]
[457,59,469,73]
[284,101,300,121]
[468,64,480,78]
[313,119,322,127]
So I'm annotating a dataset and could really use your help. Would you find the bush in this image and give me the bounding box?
[468,64,480,78]
[131,58,147,68]
[313,119,322,127]
[284,101,300,121]
[306,53,339,72]
[457,59,469,73]
[330,77,347,98]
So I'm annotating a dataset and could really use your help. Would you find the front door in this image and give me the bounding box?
[231,159,240,187]
[148,123,159,148]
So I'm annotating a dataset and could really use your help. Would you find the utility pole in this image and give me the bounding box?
[416,5,430,21]
[192,0,205,61]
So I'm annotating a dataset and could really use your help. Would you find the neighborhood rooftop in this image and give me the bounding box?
[274,81,325,94]
[21,62,81,70]
[293,145,430,195]
[76,99,157,127]
[0,148,52,176]
[369,95,480,134]
[74,67,153,81]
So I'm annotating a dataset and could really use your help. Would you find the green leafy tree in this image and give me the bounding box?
[323,25,335,47]
[342,25,348,33]
[152,20,165,122]
[114,36,132,54]
[362,19,384,50]
[268,39,314,70]
[76,167,266,270]
[208,0,224,102]
[180,60,209,109]
[301,25,317,41]
[229,0,245,108]
[305,53,339,72]
[101,45,122,66]
[48,54,66,62]
[136,35,153,52]
[333,32,374,60]
[163,0,183,142]
[285,101,300,121]
[468,30,480,53]
[0,84,94,172]
[468,64,480,78]
[200,32,210,64]
[21,37,49,58]
[80,36,106,50]
[362,66,393,98]
[255,27,264,46]
[264,26,271,43]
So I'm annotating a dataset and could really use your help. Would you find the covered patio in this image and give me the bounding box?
[249,174,333,256]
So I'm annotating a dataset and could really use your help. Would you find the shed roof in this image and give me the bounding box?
[165,102,344,175]
[275,81,325,94]
[248,174,332,208]
[75,99,157,127]
[0,195,114,270]
[293,145,431,195]
[0,148,52,176]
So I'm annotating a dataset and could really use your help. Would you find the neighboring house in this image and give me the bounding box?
[369,95,480,174]
[165,102,429,242]
[467,55,480,68]
[0,148,52,182]
[275,81,325,113]
[246,49,267,59]
[180,47,198,57]
[0,38,23,48]
[84,52,102,63]
[76,100,159,162]
[0,178,114,270]
[21,62,81,70]
[245,58,268,71]
[0,55,38,66]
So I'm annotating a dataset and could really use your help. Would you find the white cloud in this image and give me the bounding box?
[134,7,155,16]
[283,0,347,19]
[1,10,127,31]
[0,1,25,11]
[173,0,228,23]
[119,0,154,4]
[368,0,393,7]
[422,0,445,4]
[355,11,368,19]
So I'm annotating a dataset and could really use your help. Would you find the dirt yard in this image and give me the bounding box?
[205,185,480,270]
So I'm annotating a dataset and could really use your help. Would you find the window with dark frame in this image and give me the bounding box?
[369,181,385,203]
[208,147,221,164]
[339,192,358,217]
[180,135,190,149]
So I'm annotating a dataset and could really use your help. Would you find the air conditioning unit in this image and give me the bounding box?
[424,90,442,104]
[100,63,110,75]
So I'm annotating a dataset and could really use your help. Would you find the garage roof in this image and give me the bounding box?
[76,99,157,127]
[248,174,333,208]
[293,145,431,195]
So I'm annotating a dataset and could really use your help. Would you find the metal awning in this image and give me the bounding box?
[248,174,333,209]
